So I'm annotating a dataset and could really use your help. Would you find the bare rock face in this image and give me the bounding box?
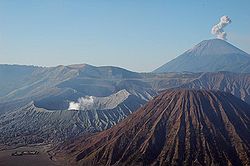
[54,89,250,166]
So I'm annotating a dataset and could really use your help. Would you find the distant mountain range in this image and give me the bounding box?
[0,64,200,147]
[0,64,198,114]
[154,39,250,73]
[1,39,250,164]
[1,63,250,148]
[52,89,250,166]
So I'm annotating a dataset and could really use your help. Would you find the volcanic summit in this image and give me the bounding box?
[53,89,250,166]
[154,39,250,73]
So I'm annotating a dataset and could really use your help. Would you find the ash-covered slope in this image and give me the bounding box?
[154,39,250,73]
[0,90,145,148]
[68,89,131,111]
[54,89,250,166]
[0,64,38,97]
[0,64,79,102]
[0,64,199,114]
[0,64,141,103]
[180,72,250,104]
[0,64,145,113]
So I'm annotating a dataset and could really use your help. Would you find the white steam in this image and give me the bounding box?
[68,90,131,111]
[68,96,95,110]
[211,16,232,40]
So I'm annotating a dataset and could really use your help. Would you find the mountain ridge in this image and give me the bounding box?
[154,39,250,73]
[52,89,250,166]
[179,71,250,104]
[185,39,248,56]
[0,89,146,148]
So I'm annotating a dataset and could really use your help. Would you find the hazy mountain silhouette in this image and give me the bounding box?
[154,39,250,73]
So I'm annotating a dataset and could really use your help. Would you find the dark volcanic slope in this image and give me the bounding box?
[54,89,250,166]
[180,72,250,104]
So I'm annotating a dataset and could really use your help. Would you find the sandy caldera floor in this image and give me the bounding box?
[0,144,59,166]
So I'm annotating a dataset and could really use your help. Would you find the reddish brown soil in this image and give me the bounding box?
[53,89,250,166]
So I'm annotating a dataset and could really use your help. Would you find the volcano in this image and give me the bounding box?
[179,71,250,104]
[53,89,250,166]
[154,39,250,73]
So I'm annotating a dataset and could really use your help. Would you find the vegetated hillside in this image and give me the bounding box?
[154,39,250,73]
[53,89,250,166]
[180,71,250,104]
[0,90,145,149]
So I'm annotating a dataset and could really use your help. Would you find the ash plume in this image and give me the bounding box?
[211,16,231,40]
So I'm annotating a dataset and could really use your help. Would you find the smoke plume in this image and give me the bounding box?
[68,96,95,110]
[211,16,231,40]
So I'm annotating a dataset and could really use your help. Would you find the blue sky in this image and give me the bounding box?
[0,0,250,72]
